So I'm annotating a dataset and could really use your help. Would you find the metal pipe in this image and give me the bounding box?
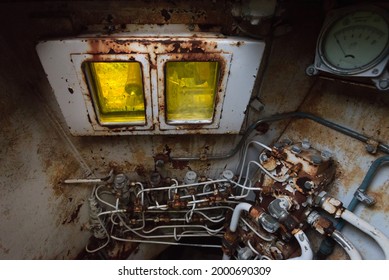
[341,209,389,260]
[222,202,253,260]
[331,230,362,260]
[229,202,253,233]
[288,230,313,260]
[171,112,389,161]
[337,156,389,231]
[111,235,222,248]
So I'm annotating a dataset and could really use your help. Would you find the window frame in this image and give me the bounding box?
[156,53,232,131]
[72,54,154,131]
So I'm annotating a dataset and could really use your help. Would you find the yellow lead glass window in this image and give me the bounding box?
[84,62,146,125]
[165,61,220,124]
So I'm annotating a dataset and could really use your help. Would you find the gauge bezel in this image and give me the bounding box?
[317,5,389,76]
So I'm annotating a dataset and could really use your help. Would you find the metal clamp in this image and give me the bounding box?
[354,189,376,206]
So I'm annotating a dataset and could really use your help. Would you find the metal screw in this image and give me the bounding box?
[379,79,389,90]
[291,145,301,154]
[222,170,234,181]
[281,138,293,146]
[311,155,322,165]
[114,174,127,189]
[304,181,315,191]
[366,144,376,154]
[302,140,310,150]
[259,153,268,162]
[321,150,332,160]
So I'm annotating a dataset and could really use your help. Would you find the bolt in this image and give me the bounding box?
[379,79,389,90]
[281,138,293,146]
[259,153,268,162]
[366,144,376,154]
[274,142,283,149]
[184,171,197,184]
[155,159,165,168]
[306,65,318,76]
[222,170,234,181]
[321,150,332,160]
[291,145,301,154]
[114,174,127,189]
[304,181,315,191]
[302,140,310,150]
[311,155,322,165]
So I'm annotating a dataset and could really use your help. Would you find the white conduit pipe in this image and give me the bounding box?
[222,202,253,260]
[288,230,313,260]
[331,230,362,260]
[341,209,389,260]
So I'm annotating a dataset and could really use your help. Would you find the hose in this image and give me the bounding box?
[229,202,253,232]
[331,230,362,260]
[319,156,389,259]
[171,111,389,161]
[341,209,389,260]
[288,230,313,260]
[222,202,253,260]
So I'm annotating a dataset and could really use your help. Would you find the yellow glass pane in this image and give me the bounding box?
[165,61,219,124]
[85,62,146,125]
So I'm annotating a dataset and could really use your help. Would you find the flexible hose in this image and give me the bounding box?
[337,156,389,231]
[222,202,253,260]
[331,230,362,260]
[288,230,313,260]
[229,202,253,232]
[341,209,389,260]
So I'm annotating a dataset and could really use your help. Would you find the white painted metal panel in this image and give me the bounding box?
[36,28,265,135]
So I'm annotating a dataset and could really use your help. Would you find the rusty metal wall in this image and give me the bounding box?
[0,0,249,259]
[279,80,389,259]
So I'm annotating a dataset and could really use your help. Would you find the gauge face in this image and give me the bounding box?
[320,9,389,74]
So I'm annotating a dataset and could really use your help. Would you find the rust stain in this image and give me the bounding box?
[171,159,189,170]
[37,141,80,197]
[160,9,171,21]
[135,164,147,177]
[62,202,84,225]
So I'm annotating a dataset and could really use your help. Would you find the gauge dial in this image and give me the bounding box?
[319,9,389,74]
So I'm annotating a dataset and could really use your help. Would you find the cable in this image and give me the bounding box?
[171,112,389,161]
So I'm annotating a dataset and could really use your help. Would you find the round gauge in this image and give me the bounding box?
[318,6,389,75]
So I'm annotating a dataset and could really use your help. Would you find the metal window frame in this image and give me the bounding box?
[72,54,154,131]
[36,28,265,135]
[157,53,232,130]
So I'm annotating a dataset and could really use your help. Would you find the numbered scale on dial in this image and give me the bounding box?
[306,5,389,90]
